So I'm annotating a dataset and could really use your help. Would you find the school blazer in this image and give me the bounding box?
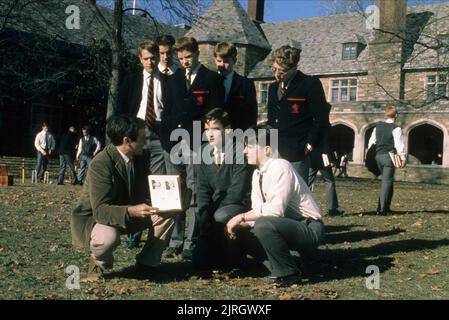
[160,65,225,152]
[267,71,329,162]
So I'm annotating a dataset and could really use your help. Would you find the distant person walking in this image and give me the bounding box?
[57,126,79,185]
[368,106,406,215]
[76,126,101,184]
[335,154,349,178]
[34,122,56,182]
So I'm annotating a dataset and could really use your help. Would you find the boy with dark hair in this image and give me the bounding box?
[194,108,252,270]
[226,125,325,287]
[161,36,225,260]
[156,35,176,76]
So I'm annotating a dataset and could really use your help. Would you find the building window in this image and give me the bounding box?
[331,79,357,102]
[342,43,358,60]
[427,75,447,101]
[260,82,269,105]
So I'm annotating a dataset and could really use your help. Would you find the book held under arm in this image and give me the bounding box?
[389,151,404,168]
[148,175,183,212]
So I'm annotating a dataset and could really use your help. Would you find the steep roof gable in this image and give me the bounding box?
[185,0,270,50]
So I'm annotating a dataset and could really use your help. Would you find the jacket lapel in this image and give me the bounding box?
[190,65,205,92]
[134,72,144,116]
[107,145,129,187]
[227,73,241,107]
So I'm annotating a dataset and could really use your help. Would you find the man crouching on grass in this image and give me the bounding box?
[71,115,177,282]
[225,125,325,287]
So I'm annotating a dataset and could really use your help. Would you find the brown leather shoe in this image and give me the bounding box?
[81,258,104,283]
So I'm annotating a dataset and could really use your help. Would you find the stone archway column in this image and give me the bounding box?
[352,132,365,164]
[443,132,449,168]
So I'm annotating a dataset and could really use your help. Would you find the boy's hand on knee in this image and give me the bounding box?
[225,215,241,240]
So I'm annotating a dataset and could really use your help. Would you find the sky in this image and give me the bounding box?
[119,0,449,24]
[237,0,449,23]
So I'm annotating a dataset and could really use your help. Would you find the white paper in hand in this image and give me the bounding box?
[148,175,182,211]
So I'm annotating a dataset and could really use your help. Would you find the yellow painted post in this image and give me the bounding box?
[21,158,25,184]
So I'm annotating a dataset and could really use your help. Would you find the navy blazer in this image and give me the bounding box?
[224,72,258,131]
[196,142,252,218]
[267,71,329,162]
[161,65,225,152]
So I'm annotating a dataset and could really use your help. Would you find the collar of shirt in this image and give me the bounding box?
[281,79,292,91]
[186,63,201,80]
[257,158,274,175]
[143,69,154,84]
[158,63,177,75]
[385,118,395,124]
[213,146,225,163]
[117,148,131,165]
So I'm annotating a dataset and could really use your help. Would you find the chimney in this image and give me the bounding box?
[376,0,407,40]
[247,0,265,23]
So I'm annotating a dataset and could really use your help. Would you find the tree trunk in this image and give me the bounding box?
[106,0,123,121]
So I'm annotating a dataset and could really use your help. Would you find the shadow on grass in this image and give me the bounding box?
[305,238,449,284]
[104,238,449,285]
[325,228,406,244]
[345,210,449,216]
[324,224,365,233]
[104,260,194,283]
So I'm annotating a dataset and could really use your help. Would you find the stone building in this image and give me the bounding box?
[188,0,449,184]
[2,0,449,183]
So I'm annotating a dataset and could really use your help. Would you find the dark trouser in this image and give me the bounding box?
[77,155,92,182]
[239,216,325,278]
[163,149,198,253]
[308,166,339,212]
[35,151,49,180]
[376,153,395,212]
[194,204,246,270]
[58,154,77,184]
[128,127,166,245]
[291,157,310,183]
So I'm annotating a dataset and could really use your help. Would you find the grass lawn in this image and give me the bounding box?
[0,178,448,300]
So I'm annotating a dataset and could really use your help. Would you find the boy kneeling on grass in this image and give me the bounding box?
[225,124,325,287]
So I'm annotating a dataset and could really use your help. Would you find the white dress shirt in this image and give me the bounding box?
[251,158,322,221]
[368,118,406,160]
[213,146,225,165]
[34,130,55,154]
[158,63,177,76]
[136,69,164,122]
[76,135,101,158]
